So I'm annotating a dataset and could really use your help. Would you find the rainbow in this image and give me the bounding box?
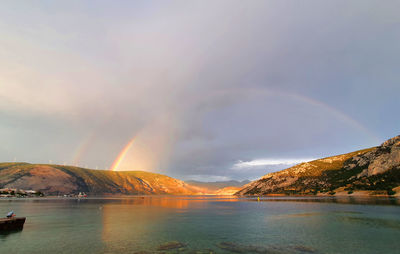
[103,88,379,173]
[282,91,380,143]
[72,132,95,166]
[215,87,380,143]
[110,137,135,171]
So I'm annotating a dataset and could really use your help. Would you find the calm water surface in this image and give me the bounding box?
[1,196,400,254]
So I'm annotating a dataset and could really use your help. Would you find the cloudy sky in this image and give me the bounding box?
[0,1,399,181]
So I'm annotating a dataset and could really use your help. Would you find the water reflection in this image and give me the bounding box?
[123,196,191,209]
[1,196,400,254]
[0,229,23,239]
[100,196,220,252]
[338,216,400,230]
[253,196,400,206]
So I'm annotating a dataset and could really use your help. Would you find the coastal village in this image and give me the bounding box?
[0,188,43,198]
[0,188,89,198]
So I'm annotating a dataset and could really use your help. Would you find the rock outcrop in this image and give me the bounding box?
[236,135,400,196]
[352,135,400,177]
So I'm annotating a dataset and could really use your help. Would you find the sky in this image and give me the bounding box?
[0,0,399,181]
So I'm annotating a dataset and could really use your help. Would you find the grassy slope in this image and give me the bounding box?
[263,148,375,178]
[0,163,33,186]
[0,163,201,195]
[236,147,386,195]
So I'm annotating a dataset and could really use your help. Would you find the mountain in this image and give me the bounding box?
[0,163,205,195]
[214,186,243,195]
[186,180,250,191]
[236,135,400,196]
[185,180,250,195]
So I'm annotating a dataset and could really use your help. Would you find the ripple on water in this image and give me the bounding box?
[339,216,400,230]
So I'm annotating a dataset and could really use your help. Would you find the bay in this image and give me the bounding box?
[1,196,399,254]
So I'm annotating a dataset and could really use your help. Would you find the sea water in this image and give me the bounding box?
[0,196,399,254]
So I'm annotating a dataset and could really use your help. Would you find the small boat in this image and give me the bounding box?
[0,211,26,231]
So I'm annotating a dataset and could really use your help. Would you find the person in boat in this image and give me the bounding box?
[6,211,15,218]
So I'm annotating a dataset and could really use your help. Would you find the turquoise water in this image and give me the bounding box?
[1,196,400,254]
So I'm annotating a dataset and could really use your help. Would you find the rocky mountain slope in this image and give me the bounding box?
[0,163,205,195]
[236,135,400,196]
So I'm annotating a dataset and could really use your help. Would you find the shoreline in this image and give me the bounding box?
[1,193,399,199]
[1,195,399,206]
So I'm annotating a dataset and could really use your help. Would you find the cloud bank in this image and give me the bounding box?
[0,1,399,180]
[233,158,316,169]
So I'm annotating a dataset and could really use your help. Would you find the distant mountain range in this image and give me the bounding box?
[236,135,400,196]
[0,163,205,195]
[186,180,250,191]
[185,180,250,195]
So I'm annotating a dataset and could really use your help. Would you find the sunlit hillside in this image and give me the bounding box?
[237,135,400,196]
[0,163,205,195]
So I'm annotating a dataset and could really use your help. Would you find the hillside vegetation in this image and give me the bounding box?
[0,163,204,195]
[236,135,400,196]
